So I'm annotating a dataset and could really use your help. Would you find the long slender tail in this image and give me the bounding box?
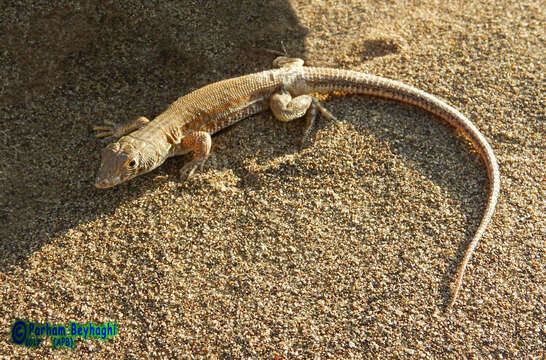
[303,67,500,310]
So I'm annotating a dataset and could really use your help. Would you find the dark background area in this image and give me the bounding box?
[0,0,309,269]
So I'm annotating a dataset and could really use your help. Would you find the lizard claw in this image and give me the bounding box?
[93,121,118,139]
[93,117,150,140]
[179,159,207,181]
[272,56,305,68]
[315,101,338,122]
[299,99,339,148]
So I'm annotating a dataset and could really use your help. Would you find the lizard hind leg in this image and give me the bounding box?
[93,116,150,140]
[272,56,305,69]
[178,131,212,180]
[270,90,338,146]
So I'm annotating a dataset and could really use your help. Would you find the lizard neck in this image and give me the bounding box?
[125,122,173,165]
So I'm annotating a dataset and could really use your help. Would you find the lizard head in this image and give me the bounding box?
[94,139,162,189]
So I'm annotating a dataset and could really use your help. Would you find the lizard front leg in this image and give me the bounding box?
[270,90,337,146]
[172,131,212,180]
[93,116,150,139]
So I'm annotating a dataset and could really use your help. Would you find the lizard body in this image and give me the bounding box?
[94,57,500,310]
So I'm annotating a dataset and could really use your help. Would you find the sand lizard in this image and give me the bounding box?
[93,57,500,310]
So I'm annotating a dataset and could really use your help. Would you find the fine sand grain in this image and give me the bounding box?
[1,0,544,358]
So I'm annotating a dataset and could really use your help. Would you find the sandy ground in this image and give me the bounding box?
[0,0,544,358]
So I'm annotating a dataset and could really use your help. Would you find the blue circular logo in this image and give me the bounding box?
[11,320,27,345]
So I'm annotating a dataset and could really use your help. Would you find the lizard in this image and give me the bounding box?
[93,56,500,310]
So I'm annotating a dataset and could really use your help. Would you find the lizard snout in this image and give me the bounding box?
[94,176,113,189]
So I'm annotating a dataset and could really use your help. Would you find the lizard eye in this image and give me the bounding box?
[128,160,136,167]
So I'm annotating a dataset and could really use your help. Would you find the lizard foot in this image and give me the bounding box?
[93,120,118,139]
[93,117,150,140]
[270,87,338,147]
[179,158,207,181]
[178,131,212,181]
[300,99,339,148]
[314,101,338,122]
[272,56,304,69]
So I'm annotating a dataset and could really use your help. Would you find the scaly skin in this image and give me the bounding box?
[94,57,500,310]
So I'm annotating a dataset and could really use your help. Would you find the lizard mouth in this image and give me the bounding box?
[94,176,120,189]
[94,182,111,189]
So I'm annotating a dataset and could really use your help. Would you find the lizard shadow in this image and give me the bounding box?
[222,95,489,308]
[0,0,481,314]
[0,0,308,272]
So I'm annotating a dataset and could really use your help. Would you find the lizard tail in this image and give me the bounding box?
[303,67,501,310]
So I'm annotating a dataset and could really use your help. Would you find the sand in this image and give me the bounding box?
[0,0,544,358]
